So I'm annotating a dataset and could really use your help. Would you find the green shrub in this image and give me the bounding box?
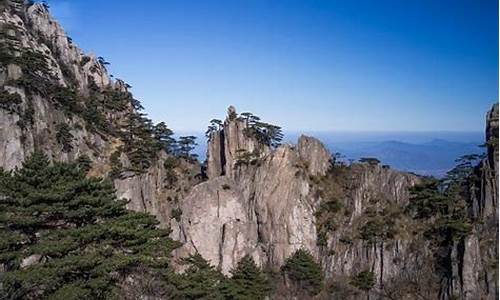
[0,89,22,114]
[221,255,271,300]
[109,150,123,178]
[350,270,375,292]
[0,151,181,299]
[171,208,182,222]
[55,123,73,152]
[281,249,324,296]
[76,154,92,173]
[316,231,328,247]
[175,253,225,299]
[359,157,380,166]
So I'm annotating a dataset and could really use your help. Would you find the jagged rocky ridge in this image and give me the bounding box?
[0,2,497,299]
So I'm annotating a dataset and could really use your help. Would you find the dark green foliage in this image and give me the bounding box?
[109,150,123,179]
[178,136,198,160]
[80,55,91,66]
[154,122,176,153]
[206,119,223,138]
[444,154,483,187]
[405,154,479,292]
[407,174,472,242]
[12,50,57,97]
[55,123,73,152]
[281,249,324,296]
[358,206,399,244]
[59,60,77,87]
[102,89,133,112]
[0,89,22,114]
[483,136,498,153]
[81,97,110,133]
[406,178,449,219]
[0,151,180,299]
[16,96,34,129]
[163,156,179,187]
[171,208,182,222]
[359,157,380,166]
[350,270,375,292]
[234,149,259,167]
[97,56,110,66]
[175,253,225,299]
[121,112,158,172]
[220,255,271,300]
[318,199,343,215]
[313,163,351,246]
[240,112,283,148]
[316,231,328,247]
[76,154,92,174]
[50,87,83,115]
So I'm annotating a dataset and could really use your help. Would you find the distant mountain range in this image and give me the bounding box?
[330,139,483,177]
[188,131,484,177]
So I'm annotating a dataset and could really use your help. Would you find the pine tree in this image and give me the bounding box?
[153,122,176,153]
[55,123,73,152]
[175,253,225,299]
[0,151,180,299]
[178,136,198,160]
[281,249,324,296]
[220,255,270,300]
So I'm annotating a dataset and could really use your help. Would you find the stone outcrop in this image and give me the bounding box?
[175,107,323,273]
[0,2,197,228]
[456,103,498,300]
[0,2,497,299]
[174,107,420,279]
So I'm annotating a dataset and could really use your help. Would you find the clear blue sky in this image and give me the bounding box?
[49,0,498,132]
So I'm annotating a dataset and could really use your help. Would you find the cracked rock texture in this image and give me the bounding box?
[0,3,497,299]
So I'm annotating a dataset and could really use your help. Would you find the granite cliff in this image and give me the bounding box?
[0,2,497,299]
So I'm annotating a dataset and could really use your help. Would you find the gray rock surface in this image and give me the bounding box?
[0,3,497,299]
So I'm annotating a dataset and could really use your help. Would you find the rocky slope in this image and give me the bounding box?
[0,2,497,299]
[171,106,421,281]
[455,103,498,300]
[0,1,200,228]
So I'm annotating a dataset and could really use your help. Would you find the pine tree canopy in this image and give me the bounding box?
[220,255,271,300]
[0,151,180,300]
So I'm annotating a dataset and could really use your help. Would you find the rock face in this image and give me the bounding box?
[0,2,115,170]
[456,103,498,300]
[1,2,497,299]
[175,107,323,273]
[174,107,420,277]
[297,135,331,176]
[0,2,198,228]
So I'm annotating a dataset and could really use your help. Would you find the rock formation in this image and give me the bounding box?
[0,2,497,299]
[172,107,421,279]
[0,1,199,229]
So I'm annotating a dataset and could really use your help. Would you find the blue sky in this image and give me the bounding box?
[49,0,498,132]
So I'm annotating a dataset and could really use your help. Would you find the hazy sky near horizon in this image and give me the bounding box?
[49,0,498,132]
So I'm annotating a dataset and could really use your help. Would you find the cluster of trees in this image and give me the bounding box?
[0,152,180,299]
[312,161,351,249]
[0,89,22,114]
[406,154,480,241]
[204,112,284,148]
[356,200,401,246]
[205,119,223,138]
[1,42,198,175]
[55,123,73,152]
[0,154,324,298]
[402,154,484,297]
[281,249,324,296]
[240,112,283,148]
[234,149,260,167]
